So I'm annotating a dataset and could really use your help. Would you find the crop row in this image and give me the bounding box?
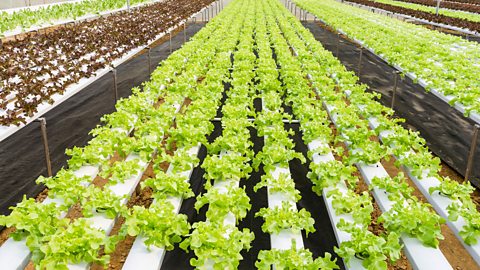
[253,1,338,267]
[345,0,480,32]
[178,1,255,268]
[294,0,480,122]
[373,0,480,23]
[0,0,213,127]
[444,0,480,6]
[0,0,154,37]
[447,0,480,6]
[396,0,480,13]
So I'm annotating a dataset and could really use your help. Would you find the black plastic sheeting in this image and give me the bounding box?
[0,22,207,217]
[162,95,343,269]
[237,98,270,270]
[302,21,480,187]
[162,81,230,269]
[281,101,345,269]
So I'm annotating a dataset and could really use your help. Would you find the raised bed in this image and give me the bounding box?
[288,6,480,187]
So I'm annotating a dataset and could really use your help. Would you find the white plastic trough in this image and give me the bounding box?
[267,165,304,250]
[261,95,305,251]
[307,139,365,270]
[0,164,100,270]
[324,101,453,270]
[360,114,480,265]
[122,144,201,270]
[65,154,148,270]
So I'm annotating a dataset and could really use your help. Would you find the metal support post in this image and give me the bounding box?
[127,0,130,11]
[36,118,52,177]
[435,0,440,15]
[111,68,118,102]
[465,124,480,182]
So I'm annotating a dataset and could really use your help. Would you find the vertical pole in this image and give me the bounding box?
[202,9,205,22]
[127,0,130,11]
[37,118,52,177]
[391,71,399,109]
[435,0,440,15]
[465,125,480,182]
[358,46,363,77]
[111,68,118,102]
